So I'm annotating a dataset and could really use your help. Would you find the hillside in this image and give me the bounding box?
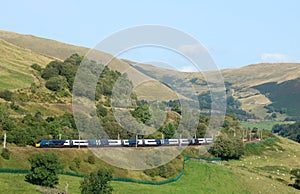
[0,30,180,102]
[0,30,91,60]
[0,39,53,90]
[1,30,300,120]
[222,63,300,118]
[131,62,300,119]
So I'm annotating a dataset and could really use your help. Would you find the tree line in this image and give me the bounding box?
[272,122,300,143]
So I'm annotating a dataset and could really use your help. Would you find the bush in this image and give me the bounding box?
[45,77,67,91]
[80,168,113,194]
[1,148,11,160]
[0,90,14,101]
[31,63,42,72]
[87,155,96,164]
[25,152,64,187]
[69,157,81,171]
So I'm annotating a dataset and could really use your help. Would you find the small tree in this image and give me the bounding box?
[131,104,151,124]
[159,123,176,139]
[25,152,64,187]
[80,168,113,194]
[87,155,96,164]
[1,148,11,160]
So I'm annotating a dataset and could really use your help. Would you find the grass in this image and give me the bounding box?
[241,121,295,130]
[112,161,248,194]
[0,39,52,91]
[0,159,298,194]
[228,135,300,186]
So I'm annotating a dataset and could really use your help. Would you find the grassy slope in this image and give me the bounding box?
[223,63,300,118]
[253,78,300,116]
[241,121,295,130]
[0,30,179,101]
[131,62,300,118]
[0,159,298,194]
[0,39,52,90]
[2,30,300,116]
[222,63,300,88]
[228,136,300,187]
[0,30,90,60]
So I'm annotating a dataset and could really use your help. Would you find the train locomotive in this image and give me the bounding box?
[35,138,213,148]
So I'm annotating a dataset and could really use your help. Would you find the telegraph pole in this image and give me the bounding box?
[78,134,80,149]
[135,134,138,148]
[3,132,6,149]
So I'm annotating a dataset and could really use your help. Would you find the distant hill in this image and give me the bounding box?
[254,78,300,116]
[222,63,300,119]
[131,61,300,119]
[1,30,300,119]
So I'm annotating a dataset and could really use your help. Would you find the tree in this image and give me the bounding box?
[209,134,244,160]
[159,123,176,139]
[131,104,151,124]
[1,148,11,160]
[45,76,67,91]
[290,169,300,189]
[80,168,113,194]
[171,101,181,114]
[25,153,64,187]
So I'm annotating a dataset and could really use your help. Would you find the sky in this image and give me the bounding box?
[1,0,300,71]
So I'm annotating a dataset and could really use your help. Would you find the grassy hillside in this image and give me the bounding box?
[0,30,179,101]
[0,30,91,60]
[2,30,300,118]
[223,63,300,118]
[241,121,295,130]
[229,136,300,186]
[0,39,52,90]
[131,61,300,118]
[253,78,300,116]
[222,63,300,88]
[0,158,298,193]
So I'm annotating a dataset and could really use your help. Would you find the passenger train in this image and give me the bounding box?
[35,137,213,148]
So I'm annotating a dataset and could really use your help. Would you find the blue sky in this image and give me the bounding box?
[1,0,300,71]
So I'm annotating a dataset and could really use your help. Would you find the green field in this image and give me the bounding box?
[241,121,295,130]
[0,158,298,194]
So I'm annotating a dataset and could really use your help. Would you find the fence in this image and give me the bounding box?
[0,156,221,185]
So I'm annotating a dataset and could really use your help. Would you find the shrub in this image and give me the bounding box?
[25,152,64,187]
[0,90,14,101]
[80,168,113,194]
[31,63,42,72]
[87,155,96,164]
[1,148,11,160]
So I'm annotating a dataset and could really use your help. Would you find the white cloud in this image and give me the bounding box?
[260,53,298,63]
[179,65,198,72]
